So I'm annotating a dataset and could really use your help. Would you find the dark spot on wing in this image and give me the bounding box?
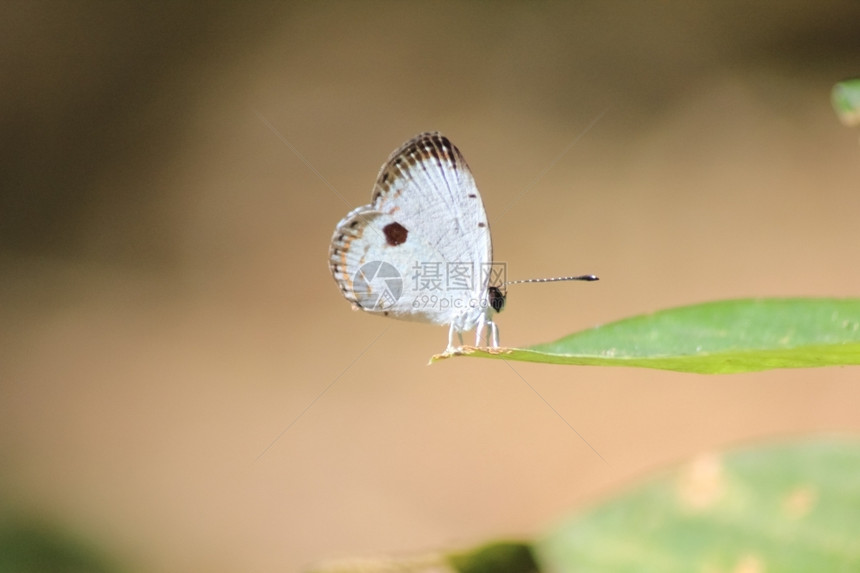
[477,222,486,228]
[468,193,477,198]
[383,222,408,246]
[489,286,506,313]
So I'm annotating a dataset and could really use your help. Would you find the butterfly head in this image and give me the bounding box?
[488,285,506,313]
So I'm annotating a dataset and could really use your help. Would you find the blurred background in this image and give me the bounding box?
[2,1,859,571]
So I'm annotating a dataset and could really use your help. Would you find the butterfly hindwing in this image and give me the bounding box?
[330,206,437,322]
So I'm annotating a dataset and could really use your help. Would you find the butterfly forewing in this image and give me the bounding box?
[372,133,492,272]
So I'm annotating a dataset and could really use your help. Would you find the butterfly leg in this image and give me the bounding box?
[487,320,499,348]
[447,323,466,352]
[474,317,486,348]
[473,316,499,348]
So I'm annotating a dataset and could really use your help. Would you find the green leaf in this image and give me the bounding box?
[305,439,860,572]
[833,78,860,126]
[432,298,860,374]
[0,514,119,573]
[537,438,860,572]
[307,541,537,573]
[448,541,538,573]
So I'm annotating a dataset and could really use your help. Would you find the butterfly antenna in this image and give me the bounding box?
[505,275,598,286]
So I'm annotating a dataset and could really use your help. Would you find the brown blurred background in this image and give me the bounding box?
[2,2,859,571]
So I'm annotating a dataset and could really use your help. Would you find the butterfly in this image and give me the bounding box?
[329,132,596,352]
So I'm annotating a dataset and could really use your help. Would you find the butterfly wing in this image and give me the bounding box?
[329,132,493,329]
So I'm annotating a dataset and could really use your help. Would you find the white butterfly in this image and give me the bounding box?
[329,132,596,352]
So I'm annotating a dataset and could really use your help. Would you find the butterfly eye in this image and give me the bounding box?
[488,286,506,313]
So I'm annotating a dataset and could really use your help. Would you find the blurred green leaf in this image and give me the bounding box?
[833,78,860,126]
[308,541,537,573]
[0,514,119,573]
[448,541,538,573]
[537,438,860,572]
[306,440,860,572]
[434,298,860,373]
